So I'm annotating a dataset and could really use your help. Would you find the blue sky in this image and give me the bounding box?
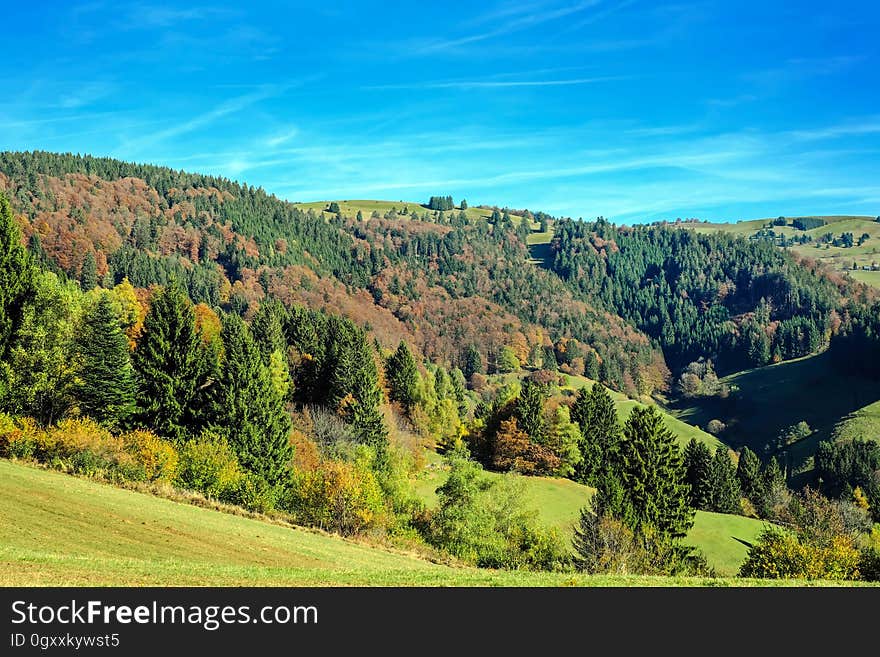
[2,1,879,223]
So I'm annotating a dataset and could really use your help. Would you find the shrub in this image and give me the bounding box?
[39,418,142,481]
[284,459,385,536]
[175,432,245,499]
[739,529,860,580]
[224,473,277,514]
[859,546,880,582]
[121,430,178,483]
[0,415,40,459]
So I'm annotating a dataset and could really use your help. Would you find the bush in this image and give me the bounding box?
[428,450,567,570]
[39,418,142,481]
[0,415,39,459]
[121,430,178,483]
[739,529,860,580]
[175,432,245,500]
[284,459,386,536]
[224,473,277,514]
[859,546,880,581]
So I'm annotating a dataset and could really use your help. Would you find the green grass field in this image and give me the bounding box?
[831,398,880,443]
[411,451,766,575]
[680,215,880,288]
[2,459,824,586]
[292,199,525,225]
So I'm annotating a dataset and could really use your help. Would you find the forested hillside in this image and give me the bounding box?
[0,151,662,395]
[1,150,879,584]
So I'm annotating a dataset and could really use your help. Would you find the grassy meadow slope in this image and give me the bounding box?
[680,215,880,288]
[1,459,810,586]
[293,199,522,224]
[411,451,767,576]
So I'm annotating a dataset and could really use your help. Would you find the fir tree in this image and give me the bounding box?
[572,383,621,485]
[385,341,418,408]
[348,332,388,449]
[209,312,292,487]
[76,293,135,429]
[757,456,788,518]
[462,344,483,378]
[736,446,763,504]
[251,298,287,362]
[131,280,211,441]
[514,379,547,442]
[80,252,98,291]
[0,193,33,361]
[683,438,712,509]
[707,448,741,514]
[618,405,694,539]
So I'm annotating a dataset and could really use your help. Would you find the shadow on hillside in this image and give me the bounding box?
[667,351,880,470]
[527,242,553,268]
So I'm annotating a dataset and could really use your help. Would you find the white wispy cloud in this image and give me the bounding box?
[264,127,299,148]
[414,0,603,54]
[119,85,283,154]
[362,75,629,91]
[786,119,880,142]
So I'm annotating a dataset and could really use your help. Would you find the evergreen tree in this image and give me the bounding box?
[736,446,762,505]
[251,298,287,362]
[349,334,388,449]
[584,350,600,379]
[683,438,712,509]
[0,193,33,361]
[541,344,558,371]
[463,344,484,378]
[460,199,467,210]
[76,293,135,429]
[572,383,621,485]
[707,448,741,513]
[618,405,694,539]
[326,316,388,448]
[514,379,547,442]
[80,252,97,291]
[757,456,788,518]
[385,341,418,408]
[209,312,292,487]
[131,280,212,441]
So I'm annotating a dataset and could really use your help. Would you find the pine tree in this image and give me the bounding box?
[131,280,211,441]
[707,448,741,514]
[618,405,694,539]
[251,298,287,362]
[572,383,621,485]
[385,341,418,408]
[757,456,788,518]
[462,344,483,378]
[737,446,762,503]
[514,379,547,442]
[80,252,97,291]
[76,293,135,429]
[209,313,292,486]
[349,331,388,449]
[683,438,712,509]
[0,193,33,361]
[584,350,600,379]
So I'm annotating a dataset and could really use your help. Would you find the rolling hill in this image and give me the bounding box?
[679,215,880,289]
